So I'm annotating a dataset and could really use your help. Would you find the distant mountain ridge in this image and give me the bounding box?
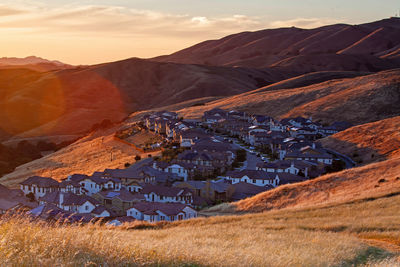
[153,18,400,72]
[0,56,67,67]
[0,56,73,72]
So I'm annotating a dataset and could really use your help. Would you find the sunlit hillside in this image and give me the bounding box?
[1,193,400,266]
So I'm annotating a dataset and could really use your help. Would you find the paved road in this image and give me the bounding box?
[244,151,263,170]
[213,134,263,170]
[324,148,356,169]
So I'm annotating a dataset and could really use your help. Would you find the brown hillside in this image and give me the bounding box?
[0,58,287,138]
[0,118,160,188]
[231,157,400,213]
[320,116,400,165]
[177,69,400,125]
[153,18,400,70]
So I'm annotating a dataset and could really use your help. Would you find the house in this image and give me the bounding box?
[256,160,316,177]
[91,205,117,218]
[0,184,37,214]
[285,146,333,165]
[127,202,197,222]
[227,110,247,120]
[63,174,122,196]
[250,115,273,126]
[20,176,59,200]
[93,189,145,215]
[202,108,228,125]
[59,180,82,195]
[224,170,280,187]
[141,184,194,205]
[152,161,195,181]
[0,199,28,215]
[178,129,210,147]
[174,180,234,202]
[281,117,313,128]
[39,191,99,214]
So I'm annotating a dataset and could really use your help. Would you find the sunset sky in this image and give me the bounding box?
[0,0,399,65]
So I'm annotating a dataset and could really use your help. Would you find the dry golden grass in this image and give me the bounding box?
[321,116,400,165]
[125,130,163,148]
[219,156,400,214]
[0,126,161,188]
[177,69,400,126]
[1,193,400,266]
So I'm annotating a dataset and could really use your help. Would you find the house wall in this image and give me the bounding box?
[21,185,57,200]
[80,179,102,196]
[77,201,96,213]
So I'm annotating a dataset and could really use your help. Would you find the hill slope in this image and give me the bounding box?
[321,116,400,165]
[177,69,400,125]
[0,58,287,138]
[153,18,400,71]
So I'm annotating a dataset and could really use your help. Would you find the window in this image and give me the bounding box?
[160,216,165,221]
[178,215,183,220]
[85,205,89,211]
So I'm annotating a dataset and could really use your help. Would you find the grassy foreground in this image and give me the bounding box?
[1,195,400,266]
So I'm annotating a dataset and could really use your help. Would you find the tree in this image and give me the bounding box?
[26,192,35,202]
[325,159,346,174]
[236,149,247,162]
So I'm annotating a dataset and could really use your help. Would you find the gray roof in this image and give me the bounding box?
[141,185,192,197]
[131,202,191,216]
[226,170,277,180]
[98,189,145,202]
[20,176,59,187]
[39,192,99,206]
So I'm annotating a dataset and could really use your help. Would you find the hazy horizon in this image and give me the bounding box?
[0,0,399,65]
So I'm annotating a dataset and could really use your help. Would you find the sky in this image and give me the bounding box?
[0,0,399,65]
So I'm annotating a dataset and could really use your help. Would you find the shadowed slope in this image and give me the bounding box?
[153,18,400,71]
[320,116,400,165]
[0,58,287,138]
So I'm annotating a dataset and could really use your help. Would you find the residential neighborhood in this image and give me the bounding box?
[0,108,351,224]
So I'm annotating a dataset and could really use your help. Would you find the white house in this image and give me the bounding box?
[20,176,59,200]
[153,161,194,181]
[256,160,314,177]
[141,185,193,205]
[285,146,333,165]
[127,202,197,222]
[224,170,280,187]
[39,191,98,214]
[64,174,122,196]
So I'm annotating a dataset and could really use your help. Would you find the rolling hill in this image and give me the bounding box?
[201,116,400,214]
[176,69,400,125]
[320,116,400,165]
[0,58,288,138]
[153,18,400,72]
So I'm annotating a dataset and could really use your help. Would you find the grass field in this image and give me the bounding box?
[1,193,399,266]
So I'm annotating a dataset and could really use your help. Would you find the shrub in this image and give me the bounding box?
[135,155,141,161]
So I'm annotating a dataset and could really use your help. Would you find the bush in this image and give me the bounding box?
[236,149,247,162]
[124,163,131,168]
[135,155,141,161]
